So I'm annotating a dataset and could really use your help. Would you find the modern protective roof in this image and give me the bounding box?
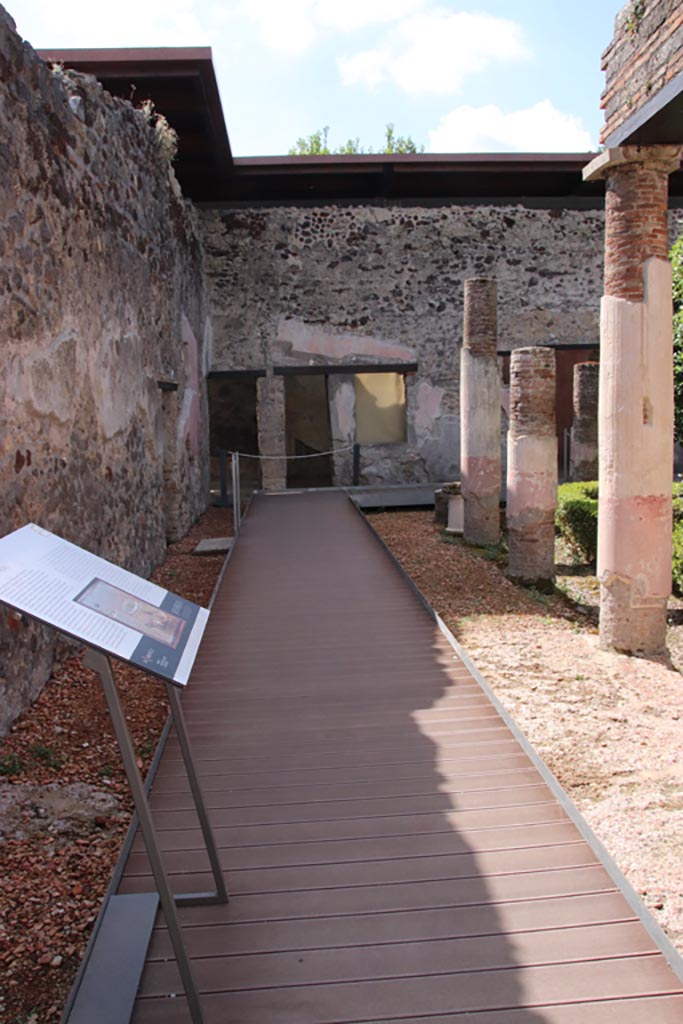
[36,48,683,205]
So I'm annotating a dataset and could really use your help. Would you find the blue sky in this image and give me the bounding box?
[12,0,623,156]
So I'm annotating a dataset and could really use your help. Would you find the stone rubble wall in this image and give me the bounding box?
[0,6,211,735]
[201,203,606,485]
[601,0,683,143]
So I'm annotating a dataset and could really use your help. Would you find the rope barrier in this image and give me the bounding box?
[229,445,355,461]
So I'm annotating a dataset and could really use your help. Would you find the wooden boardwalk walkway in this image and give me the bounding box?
[122,491,683,1023]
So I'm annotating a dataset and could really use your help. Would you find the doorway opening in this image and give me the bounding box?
[208,376,261,496]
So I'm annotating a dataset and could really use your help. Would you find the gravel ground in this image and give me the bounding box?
[3,503,683,1022]
[370,510,683,954]
[0,507,231,1024]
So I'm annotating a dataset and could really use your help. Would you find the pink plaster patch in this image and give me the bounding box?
[276,318,415,364]
[599,493,672,597]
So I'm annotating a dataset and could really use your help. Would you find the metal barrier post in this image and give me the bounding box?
[219,449,229,508]
[231,451,241,533]
[353,444,360,486]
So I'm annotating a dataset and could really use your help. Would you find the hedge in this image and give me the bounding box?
[555,481,598,563]
[673,521,683,596]
[556,482,683,593]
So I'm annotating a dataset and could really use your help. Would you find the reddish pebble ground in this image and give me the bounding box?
[0,506,232,1024]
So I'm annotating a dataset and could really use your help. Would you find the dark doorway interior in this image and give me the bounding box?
[208,376,261,496]
[285,374,333,488]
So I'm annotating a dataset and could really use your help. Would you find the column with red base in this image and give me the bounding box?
[506,346,557,589]
[584,145,682,652]
[460,277,501,546]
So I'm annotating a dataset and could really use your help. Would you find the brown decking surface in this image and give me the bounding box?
[122,491,683,1022]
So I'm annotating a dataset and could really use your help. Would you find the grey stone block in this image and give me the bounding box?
[193,537,234,555]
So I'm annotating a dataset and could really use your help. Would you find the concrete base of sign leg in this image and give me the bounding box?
[193,537,234,556]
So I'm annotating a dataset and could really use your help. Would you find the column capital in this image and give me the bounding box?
[583,144,682,182]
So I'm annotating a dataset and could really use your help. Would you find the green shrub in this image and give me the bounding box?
[673,521,683,596]
[673,481,683,524]
[556,482,599,563]
[558,481,598,502]
[557,481,683,573]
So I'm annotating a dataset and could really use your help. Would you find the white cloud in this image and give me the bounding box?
[339,9,530,95]
[237,0,318,57]
[427,100,594,152]
[15,0,209,48]
[238,0,427,56]
[314,0,425,33]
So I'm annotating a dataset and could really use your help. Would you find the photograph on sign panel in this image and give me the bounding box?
[74,578,187,649]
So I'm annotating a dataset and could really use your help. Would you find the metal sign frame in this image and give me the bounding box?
[83,649,227,1024]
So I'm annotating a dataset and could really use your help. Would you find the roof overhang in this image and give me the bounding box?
[218,152,607,205]
[604,68,683,148]
[37,47,233,199]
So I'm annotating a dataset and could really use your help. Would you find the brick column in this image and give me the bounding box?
[256,374,286,490]
[460,278,501,546]
[570,362,599,482]
[584,145,682,652]
[507,347,557,588]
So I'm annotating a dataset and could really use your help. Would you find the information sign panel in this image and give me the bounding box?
[0,524,208,686]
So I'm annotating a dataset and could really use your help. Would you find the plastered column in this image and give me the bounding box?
[328,375,356,485]
[460,278,501,546]
[256,374,286,490]
[507,347,557,587]
[570,362,599,481]
[584,145,682,652]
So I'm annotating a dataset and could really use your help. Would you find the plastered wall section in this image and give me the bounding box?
[601,0,683,143]
[202,203,605,484]
[0,6,211,734]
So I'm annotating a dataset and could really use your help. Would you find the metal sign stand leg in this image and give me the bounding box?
[84,649,205,1024]
[164,682,228,905]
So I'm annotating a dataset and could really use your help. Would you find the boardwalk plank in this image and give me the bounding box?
[146,891,639,959]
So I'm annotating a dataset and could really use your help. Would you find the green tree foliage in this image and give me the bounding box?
[289,126,332,155]
[671,235,683,442]
[288,123,423,156]
[382,123,422,154]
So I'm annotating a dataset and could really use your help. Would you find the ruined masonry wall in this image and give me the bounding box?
[0,7,211,734]
[202,204,605,485]
[601,0,683,143]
